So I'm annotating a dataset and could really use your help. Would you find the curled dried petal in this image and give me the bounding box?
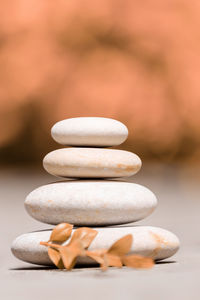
[86,251,122,270]
[69,227,98,249]
[59,240,85,270]
[107,254,123,268]
[86,250,108,270]
[49,223,73,243]
[100,253,108,271]
[48,247,64,269]
[86,250,105,265]
[122,255,154,269]
[108,234,133,256]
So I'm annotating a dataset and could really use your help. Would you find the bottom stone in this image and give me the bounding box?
[11,226,180,266]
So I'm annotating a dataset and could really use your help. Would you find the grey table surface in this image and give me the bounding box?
[1,163,200,300]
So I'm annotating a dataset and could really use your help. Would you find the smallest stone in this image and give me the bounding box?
[51,117,128,147]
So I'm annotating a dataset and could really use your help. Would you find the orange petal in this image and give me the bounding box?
[59,247,76,270]
[86,250,109,271]
[59,240,84,270]
[107,254,123,268]
[100,254,109,271]
[68,239,85,256]
[69,227,98,249]
[48,247,64,269]
[86,250,105,265]
[49,223,73,243]
[108,234,133,256]
[122,255,154,269]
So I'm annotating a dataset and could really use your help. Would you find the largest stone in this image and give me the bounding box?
[25,181,157,225]
[11,226,180,266]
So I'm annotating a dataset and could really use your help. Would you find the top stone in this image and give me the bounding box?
[51,117,128,147]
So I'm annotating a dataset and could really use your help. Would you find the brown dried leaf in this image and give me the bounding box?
[108,234,133,256]
[69,227,98,249]
[100,254,109,271]
[49,223,73,243]
[86,250,108,270]
[122,255,154,269]
[86,251,122,270]
[48,247,64,269]
[86,250,105,265]
[59,247,75,270]
[107,254,123,268]
[59,240,84,270]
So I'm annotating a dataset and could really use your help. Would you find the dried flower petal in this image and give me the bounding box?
[100,253,108,271]
[86,250,122,270]
[107,254,123,268]
[86,250,105,265]
[48,247,64,269]
[49,223,73,243]
[108,234,133,256]
[59,240,85,270]
[69,227,98,249]
[122,255,154,269]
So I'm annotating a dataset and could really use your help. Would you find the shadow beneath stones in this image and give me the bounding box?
[74,263,99,269]
[156,260,176,264]
[10,261,176,271]
[29,224,144,234]
[46,178,128,185]
[9,264,99,271]
[10,266,57,271]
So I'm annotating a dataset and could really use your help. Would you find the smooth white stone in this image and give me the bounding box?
[25,181,157,225]
[11,226,180,266]
[43,148,142,178]
[51,117,128,146]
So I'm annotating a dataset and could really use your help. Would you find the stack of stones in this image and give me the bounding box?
[11,117,179,266]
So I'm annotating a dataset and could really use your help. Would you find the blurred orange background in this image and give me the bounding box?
[0,0,200,165]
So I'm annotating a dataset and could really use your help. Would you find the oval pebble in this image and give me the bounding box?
[11,226,180,266]
[25,181,157,226]
[51,117,128,147]
[43,148,141,178]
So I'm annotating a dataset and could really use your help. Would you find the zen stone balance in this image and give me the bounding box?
[11,117,180,266]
